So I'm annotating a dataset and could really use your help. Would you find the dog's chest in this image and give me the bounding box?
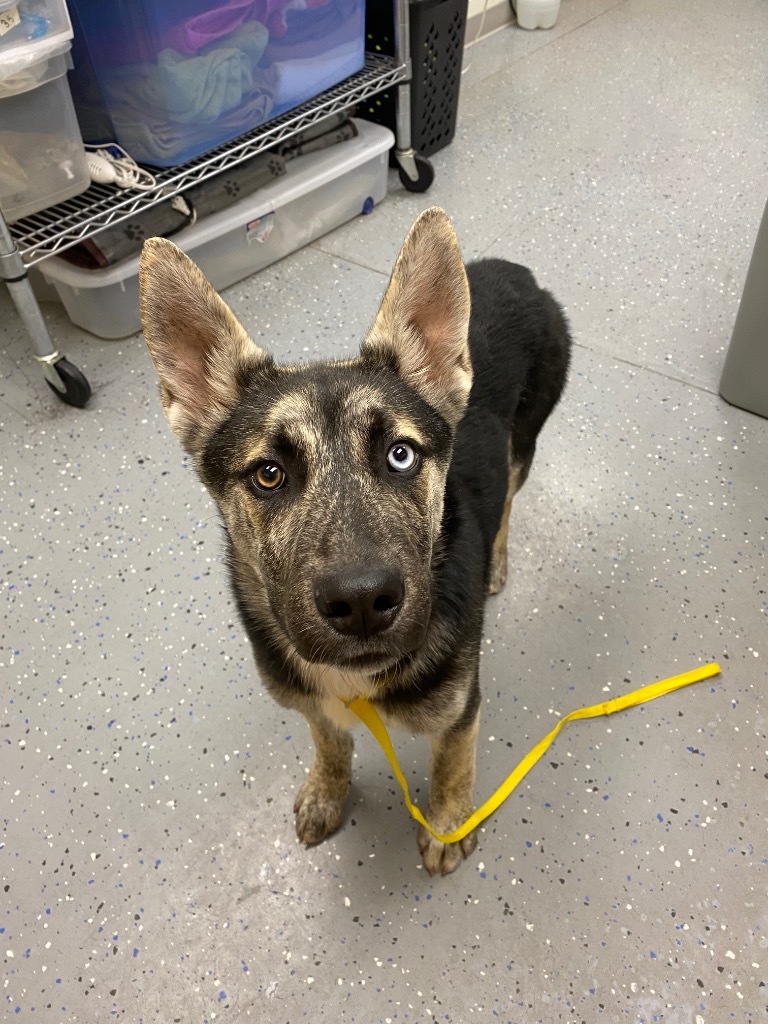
[303,663,381,730]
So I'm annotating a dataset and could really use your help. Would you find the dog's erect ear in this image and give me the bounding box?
[362,207,472,427]
[139,238,270,446]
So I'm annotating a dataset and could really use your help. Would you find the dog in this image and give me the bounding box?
[139,207,571,875]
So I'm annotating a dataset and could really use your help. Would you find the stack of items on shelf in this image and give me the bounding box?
[0,0,89,222]
[67,0,366,167]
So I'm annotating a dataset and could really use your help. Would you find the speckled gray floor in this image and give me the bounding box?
[2,1,767,1020]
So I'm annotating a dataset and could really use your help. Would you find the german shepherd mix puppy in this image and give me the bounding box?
[139,208,571,875]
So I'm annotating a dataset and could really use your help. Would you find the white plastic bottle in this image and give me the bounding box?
[511,0,561,30]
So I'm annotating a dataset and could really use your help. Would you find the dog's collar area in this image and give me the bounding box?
[323,655,410,700]
[343,663,722,845]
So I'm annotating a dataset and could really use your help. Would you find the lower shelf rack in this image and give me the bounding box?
[9,53,407,268]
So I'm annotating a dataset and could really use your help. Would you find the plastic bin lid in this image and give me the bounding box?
[0,0,73,78]
[0,35,71,96]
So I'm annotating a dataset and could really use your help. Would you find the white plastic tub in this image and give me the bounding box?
[511,0,560,30]
[33,119,394,339]
[0,42,90,222]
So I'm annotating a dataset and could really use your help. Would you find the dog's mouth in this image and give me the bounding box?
[310,648,401,676]
[295,643,415,682]
[338,651,390,668]
[335,651,413,674]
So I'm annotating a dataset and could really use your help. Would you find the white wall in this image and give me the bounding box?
[467,0,512,38]
[468,0,509,21]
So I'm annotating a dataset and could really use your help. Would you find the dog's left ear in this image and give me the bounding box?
[362,207,472,427]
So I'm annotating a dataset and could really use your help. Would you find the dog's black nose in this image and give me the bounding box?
[314,566,404,639]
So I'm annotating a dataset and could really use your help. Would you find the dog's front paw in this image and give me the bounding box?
[293,777,347,845]
[418,819,478,876]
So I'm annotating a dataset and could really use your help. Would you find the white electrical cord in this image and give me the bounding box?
[462,0,492,75]
[85,143,157,191]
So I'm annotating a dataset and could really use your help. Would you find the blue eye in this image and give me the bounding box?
[387,442,419,473]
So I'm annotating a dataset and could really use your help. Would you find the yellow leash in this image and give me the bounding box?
[345,662,721,844]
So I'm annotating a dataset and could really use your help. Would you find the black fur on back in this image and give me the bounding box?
[446,259,570,580]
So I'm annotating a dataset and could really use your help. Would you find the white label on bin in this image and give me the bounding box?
[0,6,21,35]
[246,213,274,245]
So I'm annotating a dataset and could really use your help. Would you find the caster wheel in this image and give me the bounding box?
[46,357,92,408]
[398,155,435,193]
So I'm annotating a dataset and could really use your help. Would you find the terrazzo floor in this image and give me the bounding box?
[2,0,767,1021]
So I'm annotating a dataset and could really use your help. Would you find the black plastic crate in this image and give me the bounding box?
[365,0,468,157]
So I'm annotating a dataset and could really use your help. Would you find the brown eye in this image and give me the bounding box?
[251,462,286,492]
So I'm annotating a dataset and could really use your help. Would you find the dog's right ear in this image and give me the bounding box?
[139,238,271,446]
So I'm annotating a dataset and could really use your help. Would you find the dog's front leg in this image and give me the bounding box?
[294,706,354,845]
[419,710,480,875]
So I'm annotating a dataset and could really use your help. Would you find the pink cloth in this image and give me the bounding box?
[165,0,265,54]
[164,0,329,53]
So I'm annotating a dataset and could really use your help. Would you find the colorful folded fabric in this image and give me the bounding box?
[107,39,263,126]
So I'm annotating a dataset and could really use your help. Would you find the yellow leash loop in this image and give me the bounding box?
[345,662,721,845]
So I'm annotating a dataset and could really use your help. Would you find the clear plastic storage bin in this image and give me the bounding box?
[32,118,393,337]
[66,0,366,166]
[0,41,90,223]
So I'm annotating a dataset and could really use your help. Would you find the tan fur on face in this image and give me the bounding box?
[362,208,472,428]
[229,389,324,477]
[213,378,447,666]
[341,385,428,450]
